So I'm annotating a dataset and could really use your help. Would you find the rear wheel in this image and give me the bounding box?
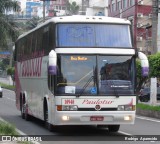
[21,97,25,119]
[24,104,31,121]
[108,125,120,132]
[21,104,25,119]
[0,92,2,98]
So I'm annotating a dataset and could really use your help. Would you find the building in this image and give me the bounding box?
[86,0,108,16]
[48,0,67,17]
[108,0,152,54]
[26,0,42,18]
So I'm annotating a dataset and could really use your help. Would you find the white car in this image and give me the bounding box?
[0,86,2,98]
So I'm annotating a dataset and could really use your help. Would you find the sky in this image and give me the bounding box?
[18,0,26,10]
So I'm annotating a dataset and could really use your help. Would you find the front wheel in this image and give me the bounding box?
[44,105,53,132]
[108,125,120,132]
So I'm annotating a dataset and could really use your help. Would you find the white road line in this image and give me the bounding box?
[4,97,15,102]
[3,88,15,93]
[119,131,133,136]
[0,117,41,144]
[136,116,160,123]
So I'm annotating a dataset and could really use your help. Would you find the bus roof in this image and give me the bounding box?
[17,16,131,40]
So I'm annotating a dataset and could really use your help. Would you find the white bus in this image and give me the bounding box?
[14,16,149,132]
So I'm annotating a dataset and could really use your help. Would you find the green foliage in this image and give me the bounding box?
[25,16,40,30]
[0,58,10,71]
[66,1,79,15]
[148,52,160,78]
[0,120,18,135]
[7,66,14,75]
[137,103,160,111]
[0,0,20,47]
[0,82,15,90]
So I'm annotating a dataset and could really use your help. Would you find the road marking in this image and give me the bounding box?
[0,117,41,144]
[136,116,160,123]
[119,131,133,136]
[4,97,15,101]
[3,88,15,92]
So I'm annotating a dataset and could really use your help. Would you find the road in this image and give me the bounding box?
[0,89,160,144]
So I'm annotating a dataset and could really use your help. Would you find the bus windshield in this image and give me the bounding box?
[56,55,135,96]
[56,23,132,48]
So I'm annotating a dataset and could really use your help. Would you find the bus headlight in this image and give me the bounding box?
[62,105,78,111]
[118,105,135,111]
[117,105,125,111]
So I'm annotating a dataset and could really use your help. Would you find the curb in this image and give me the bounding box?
[136,108,160,119]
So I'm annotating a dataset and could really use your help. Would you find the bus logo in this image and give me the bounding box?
[64,99,74,105]
[95,105,101,111]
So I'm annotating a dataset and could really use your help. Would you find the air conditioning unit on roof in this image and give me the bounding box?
[138,0,143,5]
[149,14,152,18]
[137,47,143,51]
[147,37,152,41]
[137,36,143,41]
[137,13,143,18]
[137,23,143,28]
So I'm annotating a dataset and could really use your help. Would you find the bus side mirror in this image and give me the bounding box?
[48,50,57,75]
[138,52,149,77]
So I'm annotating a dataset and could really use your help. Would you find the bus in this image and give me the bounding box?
[14,16,149,132]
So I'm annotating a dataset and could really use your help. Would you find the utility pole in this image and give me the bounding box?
[43,0,45,22]
[157,0,160,52]
[152,0,158,54]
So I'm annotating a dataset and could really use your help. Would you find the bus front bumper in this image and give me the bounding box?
[52,111,136,125]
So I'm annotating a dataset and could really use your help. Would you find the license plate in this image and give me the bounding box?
[90,116,104,121]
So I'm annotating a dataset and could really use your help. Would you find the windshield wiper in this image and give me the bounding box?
[77,76,94,98]
[77,67,96,98]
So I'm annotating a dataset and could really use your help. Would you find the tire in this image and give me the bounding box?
[0,92,2,98]
[21,103,25,119]
[44,105,53,132]
[97,125,108,129]
[108,125,120,132]
[24,104,30,121]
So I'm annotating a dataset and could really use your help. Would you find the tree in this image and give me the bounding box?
[66,1,79,15]
[25,16,40,30]
[148,52,160,78]
[136,52,160,93]
[0,0,20,48]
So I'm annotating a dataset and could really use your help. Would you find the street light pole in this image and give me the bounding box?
[152,0,158,54]
[43,0,45,22]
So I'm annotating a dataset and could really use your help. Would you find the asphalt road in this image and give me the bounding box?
[0,89,160,144]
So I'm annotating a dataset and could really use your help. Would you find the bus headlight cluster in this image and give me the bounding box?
[118,105,135,111]
[62,105,78,111]
[57,105,78,111]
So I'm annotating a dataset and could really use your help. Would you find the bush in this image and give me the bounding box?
[0,120,18,135]
[7,67,15,76]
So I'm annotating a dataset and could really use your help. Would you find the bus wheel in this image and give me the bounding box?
[97,125,108,129]
[21,101,25,119]
[44,105,53,131]
[24,104,30,121]
[108,125,120,132]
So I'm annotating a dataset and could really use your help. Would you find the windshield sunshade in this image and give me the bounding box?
[56,24,132,48]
